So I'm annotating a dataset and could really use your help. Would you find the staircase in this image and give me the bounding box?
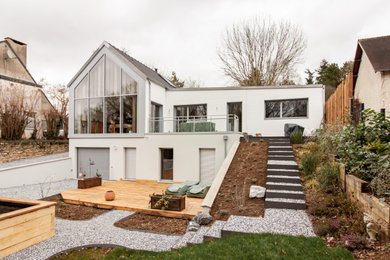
[263,137,306,210]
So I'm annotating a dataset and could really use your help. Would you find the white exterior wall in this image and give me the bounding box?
[166,86,324,136]
[0,158,73,188]
[354,52,390,115]
[69,133,239,182]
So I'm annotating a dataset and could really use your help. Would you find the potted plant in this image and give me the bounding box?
[149,193,185,211]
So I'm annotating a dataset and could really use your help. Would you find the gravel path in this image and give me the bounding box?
[0,152,69,169]
[5,210,181,260]
[0,179,77,200]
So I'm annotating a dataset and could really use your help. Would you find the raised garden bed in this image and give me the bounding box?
[78,177,102,189]
[114,213,189,235]
[150,194,185,211]
[0,197,56,258]
[42,194,109,220]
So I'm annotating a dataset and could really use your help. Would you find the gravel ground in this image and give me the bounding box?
[5,210,182,260]
[0,179,77,200]
[0,152,69,169]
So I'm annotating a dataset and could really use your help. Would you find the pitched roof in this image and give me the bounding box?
[355,35,390,73]
[108,43,177,89]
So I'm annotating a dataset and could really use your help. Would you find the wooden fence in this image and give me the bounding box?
[325,72,354,124]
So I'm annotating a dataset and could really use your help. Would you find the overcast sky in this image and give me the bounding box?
[1,0,390,86]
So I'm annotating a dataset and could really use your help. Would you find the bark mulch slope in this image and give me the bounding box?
[210,141,268,221]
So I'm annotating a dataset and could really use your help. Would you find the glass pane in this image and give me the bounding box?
[228,102,242,132]
[122,71,137,95]
[189,104,207,120]
[150,103,162,133]
[161,149,173,180]
[122,95,137,133]
[265,101,281,118]
[174,105,187,132]
[106,57,121,96]
[90,57,104,97]
[105,97,120,133]
[74,99,88,133]
[75,76,88,99]
[89,98,103,133]
[282,99,308,118]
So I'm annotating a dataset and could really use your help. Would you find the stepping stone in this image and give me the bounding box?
[266,184,303,191]
[266,191,305,200]
[203,220,226,241]
[267,177,301,184]
[268,164,299,170]
[265,201,306,210]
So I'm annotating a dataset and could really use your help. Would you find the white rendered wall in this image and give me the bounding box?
[166,86,324,136]
[0,158,73,188]
[354,52,390,115]
[69,133,240,182]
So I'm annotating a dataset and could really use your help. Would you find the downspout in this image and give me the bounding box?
[148,79,151,133]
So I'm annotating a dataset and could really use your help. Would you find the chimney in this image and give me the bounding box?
[5,38,27,66]
[154,68,158,73]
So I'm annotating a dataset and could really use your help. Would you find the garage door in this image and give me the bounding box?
[200,148,216,183]
[125,148,136,180]
[77,148,110,180]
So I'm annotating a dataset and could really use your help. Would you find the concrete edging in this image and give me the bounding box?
[201,141,240,214]
[0,157,71,172]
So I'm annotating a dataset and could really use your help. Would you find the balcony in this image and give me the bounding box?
[149,114,239,133]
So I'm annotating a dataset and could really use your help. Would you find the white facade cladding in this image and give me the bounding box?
[67,41,325,181]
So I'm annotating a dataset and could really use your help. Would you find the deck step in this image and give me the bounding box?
[267,177,301,184]
[265,201,306,210]
[266,184,303,191]
[266,192,305,200]
[267,164,298,170]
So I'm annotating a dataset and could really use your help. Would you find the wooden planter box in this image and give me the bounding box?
[78,177,102,189]
[150,195,185,211]
[0,197,56,258]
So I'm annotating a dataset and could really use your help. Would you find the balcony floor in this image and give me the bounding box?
[61,180,203,219]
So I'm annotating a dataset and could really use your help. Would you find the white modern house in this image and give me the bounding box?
[68,42,325,183]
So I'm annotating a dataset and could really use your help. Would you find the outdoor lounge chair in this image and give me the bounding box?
[165,180,199,196]
[186,182,212,198]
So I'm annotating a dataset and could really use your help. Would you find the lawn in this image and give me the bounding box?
[52,233,353,260]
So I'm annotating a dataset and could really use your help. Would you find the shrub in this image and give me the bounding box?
[304,141,320,154]
[300,153,320,178]
[314,222,338,236]
[317,162,339,192]
[290,130,303,144]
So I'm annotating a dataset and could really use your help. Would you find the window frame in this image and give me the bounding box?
[264,98,309,119]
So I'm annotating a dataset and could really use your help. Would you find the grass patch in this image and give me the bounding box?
[52,233,353,260]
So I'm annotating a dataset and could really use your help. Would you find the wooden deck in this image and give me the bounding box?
[61,180,203,219]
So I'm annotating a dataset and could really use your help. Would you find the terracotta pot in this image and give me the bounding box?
[105,190,115,201]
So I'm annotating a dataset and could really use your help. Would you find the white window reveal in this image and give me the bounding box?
[265,98,308,119]
[200,148,216,183]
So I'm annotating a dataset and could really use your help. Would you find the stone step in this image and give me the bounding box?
[268,147,293,152]
[267,156,295,161]
[267,170,300,176]
[268,151,295,156]
[203,220,226,242]
[268,160,297,166]
[268,164,299,170]
[267,142,291,146]
[266,184,303,191]
[172,230,197,249]
[266,191,305,200]
[267,177,301,184]
[187,226,210,245]
[265,201,306,210]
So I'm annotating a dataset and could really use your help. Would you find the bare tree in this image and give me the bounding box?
[218,17,306,86]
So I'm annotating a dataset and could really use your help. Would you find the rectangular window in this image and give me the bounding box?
[227,102,242,132]
[161,149,173,181]
[265,99,308,119]
[122,95,137,133]
[89,98,103,133]
[106,97,120,133]
[150,103,163,133]
[74,99,88,133]
[174,104,207,132]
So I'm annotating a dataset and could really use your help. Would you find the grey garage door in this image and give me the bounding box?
[77,148,110,180]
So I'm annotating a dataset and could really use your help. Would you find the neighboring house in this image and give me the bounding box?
[353,35,390,115]
[0,37,54,138]
[68,41,325,182]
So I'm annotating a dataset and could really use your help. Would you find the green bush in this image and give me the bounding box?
[300,153,320,178]
[290,130,303,144]
[317,162,339,192]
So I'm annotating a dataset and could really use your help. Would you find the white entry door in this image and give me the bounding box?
[125,148,136,180]
[200,148,216,183]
